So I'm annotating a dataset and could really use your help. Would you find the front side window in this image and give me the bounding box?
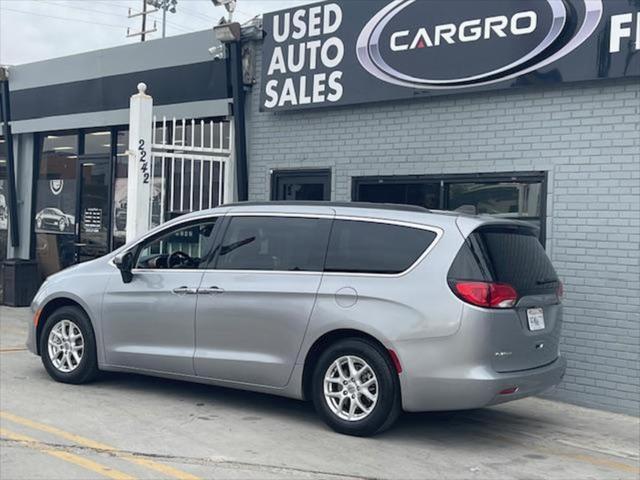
[135,219,218,270]
[325,220,437,274]
[216,216,331,271]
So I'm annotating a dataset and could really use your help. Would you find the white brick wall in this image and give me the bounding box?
[246,47,640,415]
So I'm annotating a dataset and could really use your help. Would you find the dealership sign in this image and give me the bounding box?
[260,0,640,111]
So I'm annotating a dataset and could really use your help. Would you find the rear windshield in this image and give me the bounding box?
[325,220,437,274]
[448,225,558,296]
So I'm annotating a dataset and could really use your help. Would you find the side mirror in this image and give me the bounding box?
[114,251,134,284]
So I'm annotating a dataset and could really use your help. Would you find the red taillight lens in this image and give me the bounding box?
[557,281,564,301]
[452,281,518,309]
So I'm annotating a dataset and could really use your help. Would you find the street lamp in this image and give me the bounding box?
[210,0,236,22]
[146,0,178,38]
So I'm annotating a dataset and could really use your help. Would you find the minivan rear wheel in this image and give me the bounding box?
[312,338,401,436]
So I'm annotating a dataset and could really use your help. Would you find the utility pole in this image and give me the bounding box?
[141,0,147,41]
[126,2,158,41]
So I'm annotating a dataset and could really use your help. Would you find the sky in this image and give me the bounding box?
[0,0,314,65]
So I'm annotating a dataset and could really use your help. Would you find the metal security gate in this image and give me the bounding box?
[148,116,232,228]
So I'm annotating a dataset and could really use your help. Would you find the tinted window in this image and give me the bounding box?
[216,216,331,271]
[325,220,437,274]
[449,225,558,296]
[135,219,218,269]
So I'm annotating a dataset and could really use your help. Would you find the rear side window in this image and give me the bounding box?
[325,220,437,274]
[216,216,331,271]
[449,225,558,296]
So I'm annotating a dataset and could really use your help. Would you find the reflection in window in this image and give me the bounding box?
[84,130,111,155]
[217,216,331,271]
[35,134,79,279]
[113,130,129,249]
[0,135,7,276]
[354,174,545,239]
[135,220,217,270]
[358,182,439,209]
[447,182,541,217]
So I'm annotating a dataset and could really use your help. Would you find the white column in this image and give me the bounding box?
[125,83,153,242]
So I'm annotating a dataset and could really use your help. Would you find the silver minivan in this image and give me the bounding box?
[28,202,566,436]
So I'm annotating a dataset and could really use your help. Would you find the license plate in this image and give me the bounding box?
[527,308,545,331]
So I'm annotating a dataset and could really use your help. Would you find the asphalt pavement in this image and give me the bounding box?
[1,306,638,480]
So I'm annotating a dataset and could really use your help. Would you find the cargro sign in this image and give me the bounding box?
[260,0,640,111]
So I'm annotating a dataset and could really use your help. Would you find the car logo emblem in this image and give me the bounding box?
[50,179,64,195]
[356,0,603,90]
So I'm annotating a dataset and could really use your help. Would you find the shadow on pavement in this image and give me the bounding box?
[87,370,549,447]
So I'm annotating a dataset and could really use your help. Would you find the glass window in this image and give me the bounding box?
[325,220,437,274]
[449,225,558,297]
[354,174,545,241]
[135,219,218,270]
[0,135,7,267]
[84,130,111,155]
[272,170,331,201]
[113,130,128,249]
[447,182,541,217]
[216,216,331,271]
[35,134,79,279]
[357,182,440,209]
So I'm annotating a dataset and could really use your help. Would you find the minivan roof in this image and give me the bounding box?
[224,201,430,213]
[168,201,530,238]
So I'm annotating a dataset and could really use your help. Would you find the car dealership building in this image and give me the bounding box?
[1,0,638,415]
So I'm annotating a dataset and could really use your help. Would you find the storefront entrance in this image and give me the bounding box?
[34,118,232,279]
[76,156,111,264]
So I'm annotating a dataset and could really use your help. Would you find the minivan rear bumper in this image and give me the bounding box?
[400,355,566,412]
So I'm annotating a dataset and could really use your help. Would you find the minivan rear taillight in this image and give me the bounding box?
[556,281,564,302]
[451,281,518,309]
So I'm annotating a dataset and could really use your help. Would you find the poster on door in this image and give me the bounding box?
[35,177,76,234]
[0,180,7,231]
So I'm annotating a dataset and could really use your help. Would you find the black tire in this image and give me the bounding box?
[39,306,99,384]
[312,338,401,436]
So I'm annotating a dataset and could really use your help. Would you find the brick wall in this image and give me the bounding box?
[245,46,640,415]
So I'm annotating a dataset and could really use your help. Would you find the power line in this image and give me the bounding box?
[0,6,125,29]
[37,0,129,19]
[89,0,200,34]
[36,0,194,35]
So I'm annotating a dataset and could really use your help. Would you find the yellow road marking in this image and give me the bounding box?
[0,411,200,480]
[0,347,27,353]
[568,454,640,475]
[0,428,135,480]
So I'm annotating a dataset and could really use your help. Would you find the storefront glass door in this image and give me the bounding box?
[35,132,114,280]
[76,157,111,264]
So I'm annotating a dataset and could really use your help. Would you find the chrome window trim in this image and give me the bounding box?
[110,211,444,278]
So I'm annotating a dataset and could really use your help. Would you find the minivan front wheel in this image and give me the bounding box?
[312,338,401,436]
[39,306,99,384]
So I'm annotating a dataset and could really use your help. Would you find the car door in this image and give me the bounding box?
[102,216,221,374]
[194,211,333,387]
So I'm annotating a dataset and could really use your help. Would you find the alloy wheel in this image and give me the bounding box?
[47,319,84,373]
[323,355,379,421]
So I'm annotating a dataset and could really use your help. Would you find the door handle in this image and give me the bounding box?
[198,286,224,295]
[172,286,198,295]
[74,243,88,247]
